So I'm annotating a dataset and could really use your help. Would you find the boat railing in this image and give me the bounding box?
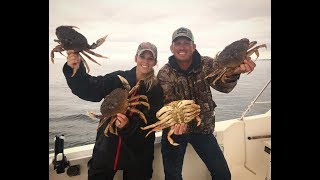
[238,79,271,175]
[239,79,271,121]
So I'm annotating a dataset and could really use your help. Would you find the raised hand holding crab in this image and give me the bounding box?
[205,38,266,84]
[50,25,108,77]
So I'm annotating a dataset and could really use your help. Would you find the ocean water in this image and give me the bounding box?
[49,58,271,151]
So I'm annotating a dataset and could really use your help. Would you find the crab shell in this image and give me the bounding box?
[87,75,150,137]
[55,26,89,52]
[100,88,129,120]
[215,38,252,68]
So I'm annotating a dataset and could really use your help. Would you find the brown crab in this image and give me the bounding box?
[141,100,201,146]
[205,38,267,84]
[88,75,150,137]
[50,25,108,77]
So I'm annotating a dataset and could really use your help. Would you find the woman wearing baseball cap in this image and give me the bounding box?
[63,42,163,180]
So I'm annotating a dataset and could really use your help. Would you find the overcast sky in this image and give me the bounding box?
[49,0,271,69]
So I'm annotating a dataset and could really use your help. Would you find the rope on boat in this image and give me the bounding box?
[239,79,271,121]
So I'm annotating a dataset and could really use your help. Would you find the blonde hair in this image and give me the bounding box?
[142,68,158,92]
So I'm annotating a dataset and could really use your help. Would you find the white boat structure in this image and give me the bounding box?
[49,80,271,180]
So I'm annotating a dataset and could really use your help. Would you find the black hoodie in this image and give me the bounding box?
[63,62,163,176]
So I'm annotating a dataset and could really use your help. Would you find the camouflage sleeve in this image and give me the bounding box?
[157,65,177,104]
[202,56,240,93]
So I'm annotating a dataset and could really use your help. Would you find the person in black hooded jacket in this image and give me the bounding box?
[63,42,163,180]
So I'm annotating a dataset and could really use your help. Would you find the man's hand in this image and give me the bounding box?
[233,57,256,74]
[172,123,188,135]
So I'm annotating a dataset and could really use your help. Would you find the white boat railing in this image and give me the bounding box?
[238,79,271,176]
[239,79,271,121]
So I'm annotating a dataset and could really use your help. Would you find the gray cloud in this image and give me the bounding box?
[49,0,271,60]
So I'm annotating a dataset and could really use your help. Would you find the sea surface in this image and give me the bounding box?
[49,58,271,151]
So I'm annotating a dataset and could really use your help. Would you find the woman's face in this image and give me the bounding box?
[135,50,157,75]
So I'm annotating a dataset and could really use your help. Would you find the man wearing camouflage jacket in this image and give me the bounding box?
[157,27,256,180]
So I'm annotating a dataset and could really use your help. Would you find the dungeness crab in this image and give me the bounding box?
[141,100,201,146]
[205,38,267,84]
[88,75,150,137]
[50,25,108,77]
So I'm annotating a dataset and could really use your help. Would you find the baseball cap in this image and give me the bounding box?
[172,27,194,42]
[136,42,158,60]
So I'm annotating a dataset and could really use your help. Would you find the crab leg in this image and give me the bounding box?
[50,45,65,63]
[128,81,141,96]
[128,101,150,110]
[81,51,102,66]
[127,107,148,124]
[204,66,224,80]
[184,111,201,118]
[195,116,201,126]
[248,41,257,49]
[246,44,267,75]
[141,113,173,130]
[184,113,201,123]
[87,112,103,120]
[177,100,195,108]
[128,95,148,102]
[247,44,267,61]
[88,35,108,49]
[84,49,108,59]
[96,113,113,130]
[104,116,117,137]
[167,128,179,146]
[182,104,200,113]
[145,125,164,137]
[212,67,228,85]
[108,120,117,135]
[156,106,174,117]
[145,120,175,137]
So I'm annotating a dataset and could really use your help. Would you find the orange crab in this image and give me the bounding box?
[205,38,267,84]
[50,25,108,77]
[88,75,150,136]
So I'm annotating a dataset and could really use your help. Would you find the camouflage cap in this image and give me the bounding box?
[172,27,194,42]
[136,42,157,60]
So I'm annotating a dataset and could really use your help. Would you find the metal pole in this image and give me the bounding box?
[239,79,271,121]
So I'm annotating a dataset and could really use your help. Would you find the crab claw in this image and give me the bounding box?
[89,35,108,49]
[117,75,131,91]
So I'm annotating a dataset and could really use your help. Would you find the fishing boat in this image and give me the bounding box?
[49,80,271,180]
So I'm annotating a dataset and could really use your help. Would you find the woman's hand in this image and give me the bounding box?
[116,113,129,129]
[66,50,81,69]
